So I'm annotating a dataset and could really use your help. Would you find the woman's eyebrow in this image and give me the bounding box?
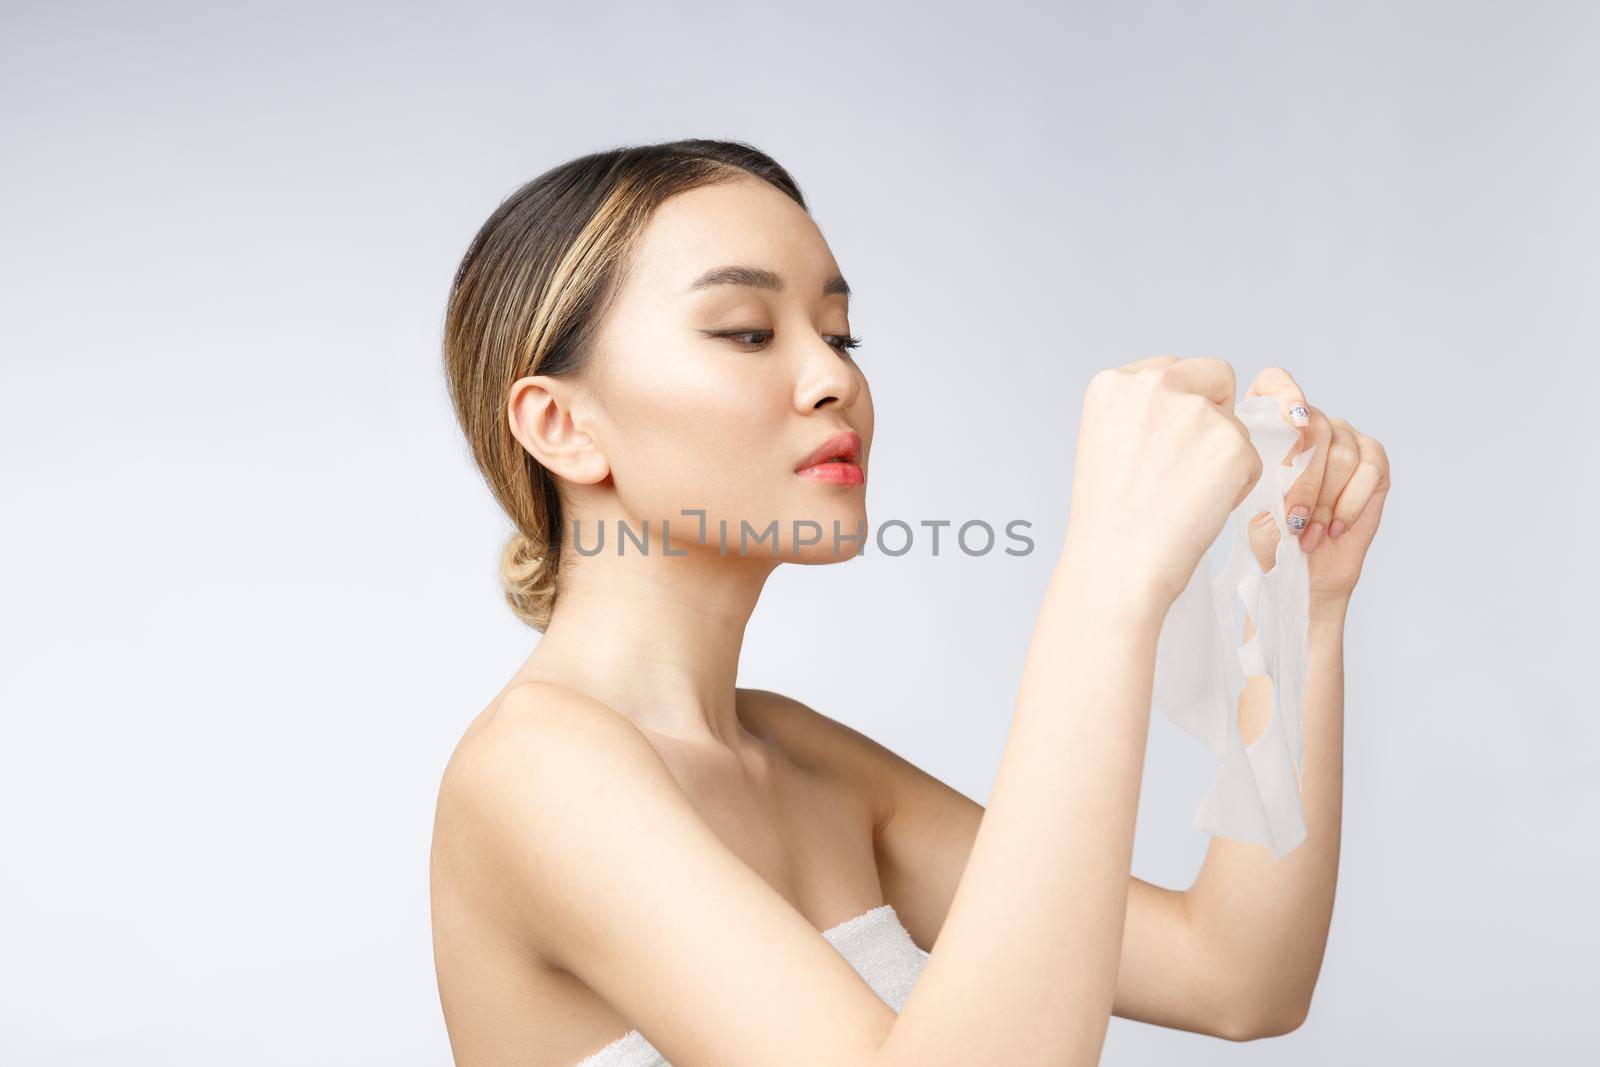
[685,264,851,299]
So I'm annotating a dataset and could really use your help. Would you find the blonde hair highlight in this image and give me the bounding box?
[442,141,808,630]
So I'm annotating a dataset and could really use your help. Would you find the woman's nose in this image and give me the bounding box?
[794,338,861,412]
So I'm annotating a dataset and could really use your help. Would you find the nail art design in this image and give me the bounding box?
[1286,513,1309,532]
[1287,404,1310,426]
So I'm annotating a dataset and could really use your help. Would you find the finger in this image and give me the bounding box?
[1302,417,1361,552]
[1117,355,1181,374]
[1328,429,1391,539]
[1127,358,1255,506]
[1343,471,1391,541]
[1247,509,1282,574]
[1159,356,1238,409]
[1284,406,1332,540]
[1231,441,1266,513]
[1164,360,1257,474]
[1244,365,1313,446]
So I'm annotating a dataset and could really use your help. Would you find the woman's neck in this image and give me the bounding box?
[516,538,777,750]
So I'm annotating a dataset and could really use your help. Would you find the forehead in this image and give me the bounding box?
[621,175,836,301]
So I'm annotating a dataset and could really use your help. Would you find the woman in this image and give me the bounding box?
[429,138,1391,1066]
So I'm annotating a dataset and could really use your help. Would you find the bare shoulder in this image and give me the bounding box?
[441,681,669,811]
[432,682,684,959]
[432,685,910,1065]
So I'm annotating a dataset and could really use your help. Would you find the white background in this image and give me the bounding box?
[3,1,1595,1062]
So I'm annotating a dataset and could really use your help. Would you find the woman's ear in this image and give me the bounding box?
[507,374,611,485]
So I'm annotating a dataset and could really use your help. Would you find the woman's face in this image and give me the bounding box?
[579,174,874,564]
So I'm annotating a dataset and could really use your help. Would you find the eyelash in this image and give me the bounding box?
[714,330,863,357]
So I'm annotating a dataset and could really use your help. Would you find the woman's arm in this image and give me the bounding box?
[773,600,1345,1042]
[853,392,1390,1045]
[878,546,1170,1066]
[1148,598,1345,1036]
[1158,391,1390,1033]
[1122,381,1388,1037]
[768,601,1344,1043]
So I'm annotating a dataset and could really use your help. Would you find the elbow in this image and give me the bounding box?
[1207,950,1322,1041]
[1246,1004,1310,1042]
[1215,998,1311,1043]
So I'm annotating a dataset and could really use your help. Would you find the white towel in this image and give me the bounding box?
[573,904,929,1066]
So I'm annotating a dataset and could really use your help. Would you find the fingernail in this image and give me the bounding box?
[1302,522,1325,552]
[1286,506,1310,533]
[1287,403,1310,427]
[1328,519,1347,540]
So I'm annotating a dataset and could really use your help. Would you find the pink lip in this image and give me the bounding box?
[795,430,865,485]
[796,461,865,486]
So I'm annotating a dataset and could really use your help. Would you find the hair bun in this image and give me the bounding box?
[500,530,557,631]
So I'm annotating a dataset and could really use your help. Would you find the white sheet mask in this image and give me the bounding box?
[1151,394,1317,860]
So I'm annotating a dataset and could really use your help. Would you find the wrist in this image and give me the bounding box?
[1053,537,1172,632]
[1308,594,1351,627]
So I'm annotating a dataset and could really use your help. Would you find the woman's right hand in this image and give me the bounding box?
[1063,356,1263,614]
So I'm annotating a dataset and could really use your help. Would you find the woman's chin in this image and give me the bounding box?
[785,538,868,566]
[774,504,869,565]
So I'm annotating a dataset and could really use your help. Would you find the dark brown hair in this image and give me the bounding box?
[443,139,808,630]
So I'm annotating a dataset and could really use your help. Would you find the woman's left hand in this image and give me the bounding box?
[1242,368,1393,608]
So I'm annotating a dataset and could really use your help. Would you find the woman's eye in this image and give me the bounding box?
[827,334,864,357]
[706,329,862,357]
[708,329,774,349]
